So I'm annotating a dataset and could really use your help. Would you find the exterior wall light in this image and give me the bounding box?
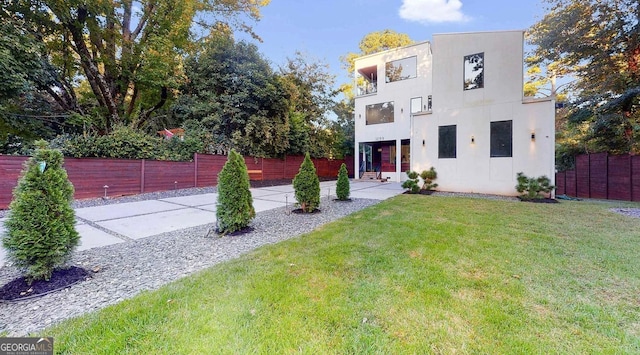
[531,132,536,141]
[471,135,475,144]
[422,139,425,146]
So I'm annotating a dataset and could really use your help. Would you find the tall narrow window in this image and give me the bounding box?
[464,53,484,90]
[490,120,512,157]
[438,125,457,159]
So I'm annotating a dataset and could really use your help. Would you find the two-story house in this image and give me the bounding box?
[354,30,555,196]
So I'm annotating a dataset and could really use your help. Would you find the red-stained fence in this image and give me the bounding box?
[0,154,353,209]
[555,152,640,201]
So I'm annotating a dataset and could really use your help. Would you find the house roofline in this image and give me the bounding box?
[433,29,526,37]
[354,40,431,63]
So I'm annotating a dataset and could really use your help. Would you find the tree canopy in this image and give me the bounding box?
[1,0,270,133]
[175,36,289,157]
[0,0,354,160]
[529,0,640,161]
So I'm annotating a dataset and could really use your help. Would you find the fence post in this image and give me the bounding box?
[194,153,199,188]
[606,153,609,199]
[141,159,146,193]
[632,155,635,201]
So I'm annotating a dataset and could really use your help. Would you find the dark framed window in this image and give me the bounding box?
[385,56,417,83]
[464,52,484,90]
[366,101,394,125]
[490,120,512,157]
[438,125,457,159]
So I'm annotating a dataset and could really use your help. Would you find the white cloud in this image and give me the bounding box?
[399,0,470,24]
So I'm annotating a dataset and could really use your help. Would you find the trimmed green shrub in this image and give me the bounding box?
[515,172,555,200]
[335,163,350,200]
[401,170,420,194]
[2,144,79,282]
[420,167,438,191]
[216,150,255,234]
[293,153,320,212]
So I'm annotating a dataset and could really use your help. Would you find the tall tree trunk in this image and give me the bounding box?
[65,6,120,131]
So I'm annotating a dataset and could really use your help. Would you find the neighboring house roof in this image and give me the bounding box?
[157,128,185,138]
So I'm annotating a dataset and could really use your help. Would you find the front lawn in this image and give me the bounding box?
[46,195,640,353]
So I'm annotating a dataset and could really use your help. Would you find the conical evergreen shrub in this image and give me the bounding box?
[3,146,79,282]
[335,163,350,201]
[293,153,320,212]
[216,150,255,234]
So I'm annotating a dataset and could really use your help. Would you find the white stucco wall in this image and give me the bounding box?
[412,31,555,196]
[354,42,432,182]
[354,30,556,196]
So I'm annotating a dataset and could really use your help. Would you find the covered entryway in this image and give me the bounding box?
[358,139,411,181]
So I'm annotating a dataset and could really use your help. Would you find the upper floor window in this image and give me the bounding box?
[410,97,422,114]
[385,56,417,83]
[464,53,484,90]
[366,102,394,125]
[356,66,377,96]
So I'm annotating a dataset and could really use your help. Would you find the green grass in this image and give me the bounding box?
[46,196,640,354]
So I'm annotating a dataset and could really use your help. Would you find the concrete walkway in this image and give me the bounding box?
[0,180,404,268]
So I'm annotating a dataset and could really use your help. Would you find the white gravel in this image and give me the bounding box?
[0,195,381,336]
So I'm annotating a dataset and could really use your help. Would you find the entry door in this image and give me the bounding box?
[360,144,373,172]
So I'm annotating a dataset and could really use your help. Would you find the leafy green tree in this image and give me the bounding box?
[3,144,79,282]
[176,36,289,157]
[331,98,355,158]
[1,0,270,132]
[278,52,338,158]
[216,149,255,234]
[335,163,350,200]
[293,153,320,213]
[529,0,640,157]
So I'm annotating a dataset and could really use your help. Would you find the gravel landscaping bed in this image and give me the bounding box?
[610,208,640,218]
[0,196,381,336]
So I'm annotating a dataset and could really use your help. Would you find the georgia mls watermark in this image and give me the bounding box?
[0,337,53,355]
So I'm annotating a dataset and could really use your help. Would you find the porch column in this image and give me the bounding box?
[396,139,402,182]
[354,142,360,180]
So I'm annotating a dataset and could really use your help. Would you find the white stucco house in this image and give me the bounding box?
[354,30,555,196]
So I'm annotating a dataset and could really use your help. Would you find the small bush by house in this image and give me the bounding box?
[515,172,555,200]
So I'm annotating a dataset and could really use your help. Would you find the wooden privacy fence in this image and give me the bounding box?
[555,152,640,201]
[0,154,353,209]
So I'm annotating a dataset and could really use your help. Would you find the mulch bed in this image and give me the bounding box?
[402,190,436,195]
[291,208,321,214]
[517,197,559,203]
[0,266,90,302]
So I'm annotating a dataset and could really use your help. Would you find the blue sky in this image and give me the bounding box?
[237,0,548,90]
